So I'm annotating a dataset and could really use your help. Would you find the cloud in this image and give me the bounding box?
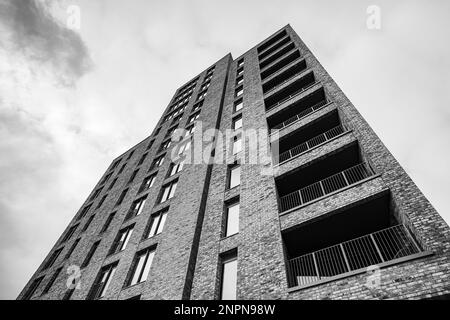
[0,0,92,86]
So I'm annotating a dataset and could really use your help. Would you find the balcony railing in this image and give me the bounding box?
[279,162,374,212]
[286,224,421,288]
[266,79,318,111]
[278,125,347,163]
[271,99,330,131]
[264,68,309,95]
[258,35,290,58]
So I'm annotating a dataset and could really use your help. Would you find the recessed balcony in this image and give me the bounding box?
[259,42,296,70]
[265,71,316,111]
[276,143,374,212]
[260,50,301,81]
[283,193,425,289]
[257,29,288,54]
[274,111,348,164]
[258,35,291,61]
[267,87,329,132]
[262,59,307,94]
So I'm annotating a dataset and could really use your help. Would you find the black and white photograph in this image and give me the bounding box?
[0,0,449,311]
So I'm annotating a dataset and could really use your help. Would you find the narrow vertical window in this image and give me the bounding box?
[116,188,129,206]
[65,238,80,259]
[232,115,242,130]
[160,180,178,203]
[22,276,44,300]
[224,202,239,237]
[100,212,115,233]
[107,177,117,191]
[42,247,63,270]
[81,241,100,268]
[145,209,168,238]
[127,169,139,185]
[128,248,156,286]
[41,267,62,295]
[126,196,147,220]
[232,136,242,155]
[228,164,241,189]
[82,215,95,232]
[61,224,79,243]
[220,252,238,300]
[139,174,156,193]
[137,152,148,166]
[88,263,118,300]
[234,98,243,112]
[96,194,107,209]
[109,225,134,255]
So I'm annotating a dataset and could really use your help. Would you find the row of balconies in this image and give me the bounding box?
[257,30,427,291]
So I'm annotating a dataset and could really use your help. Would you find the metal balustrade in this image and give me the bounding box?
[271,99,330,131]
[279,162,374,212]
[278,125,347,163]
[264,68,309,95]
[266,79,318,111]
[286,224,421,288]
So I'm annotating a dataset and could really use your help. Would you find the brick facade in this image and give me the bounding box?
[19,25,450,300]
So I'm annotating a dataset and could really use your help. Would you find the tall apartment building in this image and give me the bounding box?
[19,25,450,300]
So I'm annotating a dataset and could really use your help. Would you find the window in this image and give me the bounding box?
[197,91,207,101]
[62,224,79,243]
[206,66,215,75]
[77,204,91,221]
[200,82,210,91]
[101,212,115,233]
[188,112,200,124]
[100,172,112,186]
[88,263,118,300]
[185,125,196,137]
[110,158,121,171]
[89,187,102,201]
[192,100,203,113]
[126,150,135,161]
[232,115,242,130]
[237,59,244,68]
[107,177,117,191]
[127,169,139,185]
[128,248,156,286]
[232,136,242,155]
[116,188,129,206]
[236,67,244,76]
[151,155,165,170]
[118,163,126,175]
[235,86,243,97]
[22,276,44,300]
[109,225,134,254]
[43,248,63,270]
[81,241,100,268]
[146,140,154,150]
[127,295,141,300]
[145,209,168,238]
[65,238,80,259]
[165,126,177,139]
[159,180,178,203]
[63,288,75,300]
[126,196,147,220]
[96,194,107,209]
[224,201,239,237]
[139,174,156,193]
[236,75,243,86]
[168,159,184,177]
[159,140,171,151]
[41,267,62,295]
[82,215,95,232]
[220,252,237,300]
[228,164,241,189]
[137,153,148,166]
[234,98,243,112]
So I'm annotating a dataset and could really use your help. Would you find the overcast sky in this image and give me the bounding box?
[0,0,449,299]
